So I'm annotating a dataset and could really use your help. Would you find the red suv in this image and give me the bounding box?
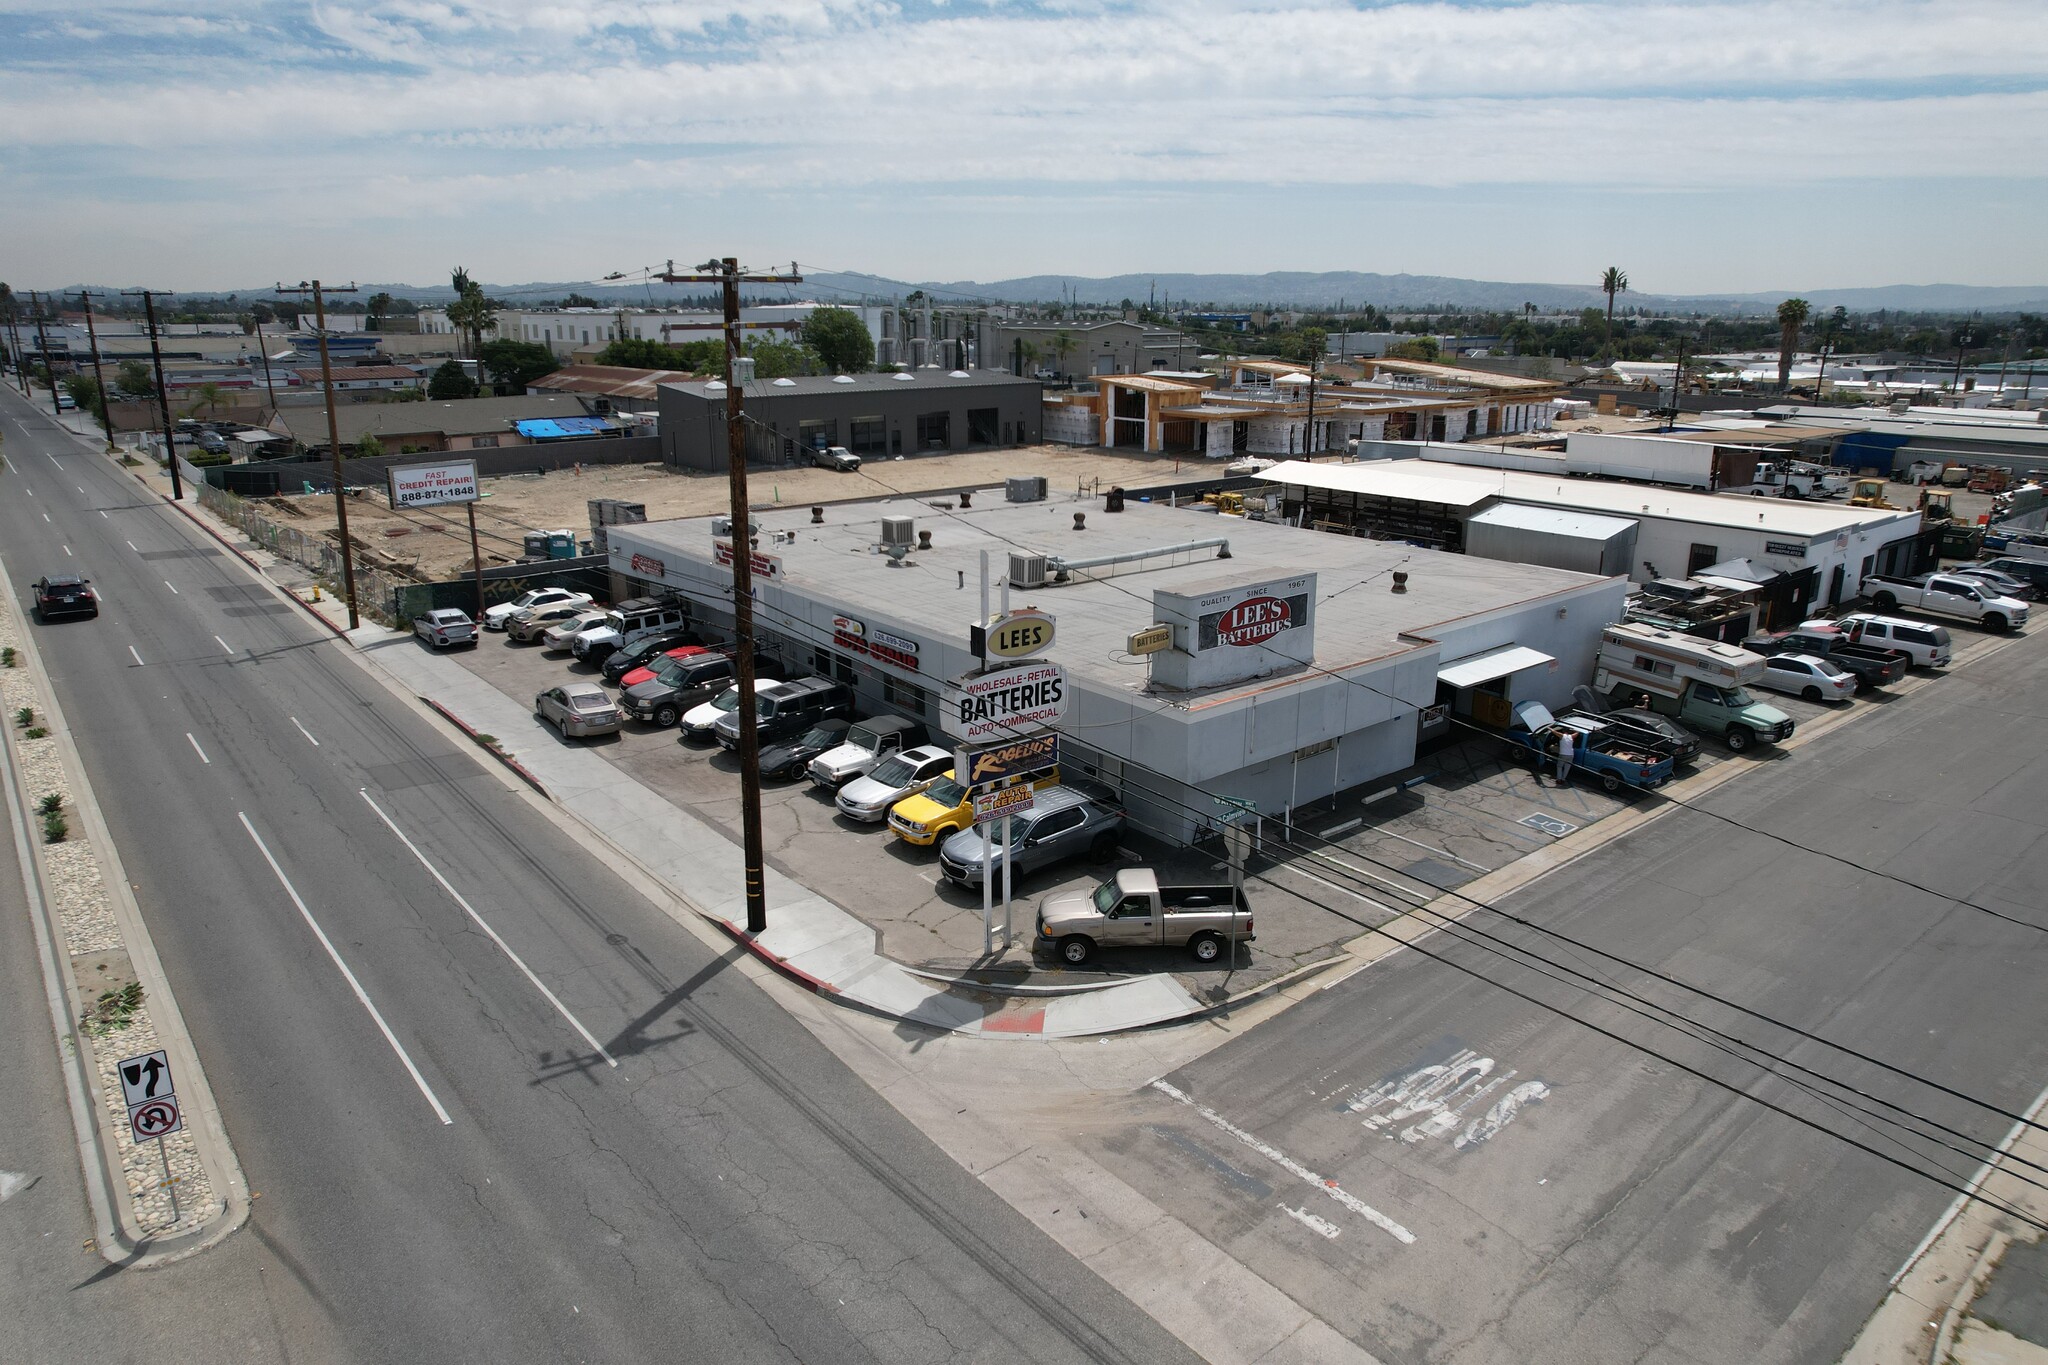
[617,645,714,689]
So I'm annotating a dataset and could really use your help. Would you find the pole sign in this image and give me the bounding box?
[386,459,480,508]
[117,1048,184,1143]
[972,784,1037,825]
[943,662,1067,741]
[976,609,1056,660]
[958,733,1059,788]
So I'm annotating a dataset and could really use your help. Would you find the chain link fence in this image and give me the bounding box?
[195,482,408,627]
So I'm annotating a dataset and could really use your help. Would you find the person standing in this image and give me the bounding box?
[1555,730,1575,786]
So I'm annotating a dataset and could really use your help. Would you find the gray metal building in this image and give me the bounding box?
[1465,503,1638,577]
[656,371,1043,472]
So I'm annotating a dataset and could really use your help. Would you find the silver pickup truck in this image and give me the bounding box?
[1036,868,1253,966]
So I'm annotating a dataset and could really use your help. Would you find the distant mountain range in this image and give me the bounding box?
[46,272,2048,316]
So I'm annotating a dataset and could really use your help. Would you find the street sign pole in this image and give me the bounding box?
[156,1135,181,1223]
[1002,813,1015,947]
[980,550,992,954]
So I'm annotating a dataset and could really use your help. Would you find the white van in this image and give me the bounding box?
[1824,614,1953,668]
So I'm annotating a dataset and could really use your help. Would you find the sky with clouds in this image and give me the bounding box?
[2,0,2045,296]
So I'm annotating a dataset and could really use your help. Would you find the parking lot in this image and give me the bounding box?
[441,606,2018,1000]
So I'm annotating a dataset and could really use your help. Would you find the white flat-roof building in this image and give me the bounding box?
[605,493,1626,839]
[1259,454,1926,623]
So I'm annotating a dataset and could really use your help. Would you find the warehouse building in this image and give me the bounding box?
[655,371,1043,472]
[1259,455,1926,624]
[603,491,1626,840]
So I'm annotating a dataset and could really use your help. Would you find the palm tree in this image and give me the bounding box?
[1050,330,1076,380]
[1776,298,1811,391]
[1600,268,1628,345]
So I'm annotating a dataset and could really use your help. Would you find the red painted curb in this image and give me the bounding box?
[420,698,551,798]
[710,918,842,996]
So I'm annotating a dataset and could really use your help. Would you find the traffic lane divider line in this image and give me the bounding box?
[236,812,454,1125]
[358,789,618,1070]
[186,733,209,764]
[127,645,143,667]
[291,717,319,747]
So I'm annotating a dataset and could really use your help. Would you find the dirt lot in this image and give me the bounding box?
[262,443,1224,582]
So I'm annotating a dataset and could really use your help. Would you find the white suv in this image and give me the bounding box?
[570,598,690,665]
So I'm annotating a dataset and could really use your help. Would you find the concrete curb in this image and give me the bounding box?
[1930,1232,2013,1365]
[709,918,844,996]
[419,698,551,797]
[0,553,250,1268]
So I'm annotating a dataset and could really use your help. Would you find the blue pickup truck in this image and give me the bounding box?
[1503,702,1679,793]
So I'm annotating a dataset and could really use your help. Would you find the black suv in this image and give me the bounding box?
[623,654,747,728]
[34,575,98,621]
[715,677,852,750]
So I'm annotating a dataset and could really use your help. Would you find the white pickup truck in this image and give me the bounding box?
[1864,573,2030,633]
[1036,868,1253,966]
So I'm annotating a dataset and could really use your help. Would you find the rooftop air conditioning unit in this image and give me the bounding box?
[712,515,759,539]
[1010,552,1048,589]
[1006,476,1048,503]
[879,516,916,548]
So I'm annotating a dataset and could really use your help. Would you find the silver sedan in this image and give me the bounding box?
[536,682,624,739]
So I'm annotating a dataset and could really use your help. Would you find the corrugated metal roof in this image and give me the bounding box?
[1468,503,1636,539]
[1436,644,1556,688]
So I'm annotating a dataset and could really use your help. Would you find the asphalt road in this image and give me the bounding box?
[0,389,1199,1365]
[1090,622,2048,1362]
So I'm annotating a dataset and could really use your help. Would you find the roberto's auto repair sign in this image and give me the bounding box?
[387,459,480,508]
[943,662,1067,741]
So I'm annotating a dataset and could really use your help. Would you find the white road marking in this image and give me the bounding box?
[76,485,85,496]
[214,634,234,656]
[99,509,108,518]
[0,1171,33,1202]
[290,717,319,746]
[1283,863,1400,915]
[1455,1081,1551,1151]
[41,512,50,523]
[1346,1048,1549,1151]
[1890,1075,2048,1286]
[127,646,144,667]
[45,453,58,466]
[1149,1079,1416,1245]
[62,545,71,557]
[1377,827,1492,873]
[1280,1205,1341,1239]
[125,540,138,552]
[359,790,618,1069]
[186,733,210,764]
[23,487,31,497]
[164,580,179,595]
[237,813,453,1125]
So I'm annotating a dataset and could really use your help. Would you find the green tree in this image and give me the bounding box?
[1600,267,1628,344]
[355,433,385,459]
[1050,330,1077,377]
[801,307,874,373]
[115,359,154,397]
[747,338,811,379]
[477,338,558,392]
[1282,327,1327,365]
[446,267,498,358]
[63,374,101,418]
[1776,297,1810,390]
[186,381,226,417]
[1383,337,1442,362]
[427,360,477,400]
[365,292,395,328]
[597,336,690,369]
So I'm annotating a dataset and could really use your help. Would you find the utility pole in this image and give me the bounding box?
[277,280,362,629]
[79,292,116,450]
[123,289,183,501]
[252,317,281,416]
[4,314,28,395]
[655,257,803,935]
[30,291,61,415]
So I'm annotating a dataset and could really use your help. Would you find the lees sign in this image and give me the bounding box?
[1198,587,1309,650]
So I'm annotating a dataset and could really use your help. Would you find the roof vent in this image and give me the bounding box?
[833,374,856,384]
[773,377,796,387]
[880,515,915,547]
[949,370,970,378]
[1391,571,1408,594]
[893,371,916,382]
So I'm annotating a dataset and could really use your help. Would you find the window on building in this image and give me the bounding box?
[967,408,999,444]
[472,434,499,448]
[915,412,951,450]
[848,415,886,455]
[798,418,837,452]
[1686,543,1719,576]
[882,675,929,717]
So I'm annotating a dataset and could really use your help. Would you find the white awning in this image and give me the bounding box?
[1436,644,1555,689]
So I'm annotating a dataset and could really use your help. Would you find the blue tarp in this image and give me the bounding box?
[514,417,613,440]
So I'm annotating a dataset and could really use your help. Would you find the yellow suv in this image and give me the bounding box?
[888,768,1059,848]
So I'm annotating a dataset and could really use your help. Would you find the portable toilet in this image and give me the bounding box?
[523,531,550,559]
[547,528,578,559]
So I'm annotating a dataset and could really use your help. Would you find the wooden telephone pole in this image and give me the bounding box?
[121,289,183,501]
[276,281,363,629]
[653,258,803,934]
[78,292,116,450]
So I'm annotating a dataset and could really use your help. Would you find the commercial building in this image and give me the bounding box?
[655,371,1042,472]
[266,393,629,454]
[417,304,895,364]
[1259,454,1926,623]
[602,493,1625,840]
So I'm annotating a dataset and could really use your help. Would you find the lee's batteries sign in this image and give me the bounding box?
[1149,572,1316,691]
[943,662,1067,741]
[387,459,480,508]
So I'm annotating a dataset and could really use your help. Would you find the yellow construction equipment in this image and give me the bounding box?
[1848,478,1895,509]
